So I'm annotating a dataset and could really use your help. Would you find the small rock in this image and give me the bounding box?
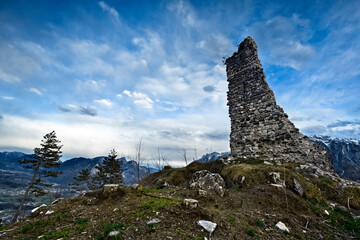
[31,204,46,213]
[240,176,245,185]
[45,210,54,215]
[103,184,119,194]
[51,198,64,205]
[214,185,225,197]
[183,199,199,209]
[113,208,118,212]
[268,172,281,184]
[270,184,283,188]
[264,161,273,165]
[85,197,98,205]
[324,210,329,215]
[198,189,207,196]
[131,184,143,191]
[160,181,170,188]
[275,221,290,233]
[108,230,120,237]
[198,220,217,234]
[38,235,44,239]
[293,178,303,196]
[147,218,161,224]
[336,205,347,211]
[276,161,282,166]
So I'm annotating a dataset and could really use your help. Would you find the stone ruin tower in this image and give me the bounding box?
[226,36,330,168]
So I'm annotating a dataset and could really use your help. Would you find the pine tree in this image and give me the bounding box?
[12,131,63,223]
[70,169,95,194]
[92,149,123,188]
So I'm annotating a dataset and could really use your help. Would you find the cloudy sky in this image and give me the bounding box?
[0,0,359,165]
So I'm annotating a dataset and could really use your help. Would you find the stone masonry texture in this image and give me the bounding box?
[226,36,331,168]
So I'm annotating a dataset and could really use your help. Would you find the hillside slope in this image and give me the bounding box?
[2,160,360,240]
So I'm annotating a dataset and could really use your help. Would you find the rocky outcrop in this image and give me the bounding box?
[225,37,331,170]
[189,170,226,196]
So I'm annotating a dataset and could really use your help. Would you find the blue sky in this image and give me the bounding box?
[0,0,359,164]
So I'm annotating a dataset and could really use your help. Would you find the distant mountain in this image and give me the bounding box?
[310,135,360,181]
[0,152,156,188]
[196,151,229,162]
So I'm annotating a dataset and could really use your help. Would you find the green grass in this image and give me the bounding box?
[255,219,264,227]
[245,227,256,237]
[139,198,181,211]
[75,217,90,232]
[227,216,236,227]
[329,208,360,238]
[20,219,53,233]
[99,223,125,240]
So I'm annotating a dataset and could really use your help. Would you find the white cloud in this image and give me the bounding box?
[247,15,315,70]
[167,0,198,27]
[0,69,21,83]
[122,90,154,109]
[27,87,42,96]
[98,1,120,23]
[2,96,15,100]
[0,41,42,83]
[94,99,113,107]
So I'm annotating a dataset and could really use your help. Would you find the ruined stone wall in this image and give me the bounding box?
[226,36,330,168]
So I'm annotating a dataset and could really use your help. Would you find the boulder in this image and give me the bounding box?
[182,199,199,209]
[189,170,226,196]
[293,178,303,196]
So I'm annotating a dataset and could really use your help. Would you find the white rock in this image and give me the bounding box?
[198,220,217,234]
[264,161,273,165]
[275,221,290,233]
[51,198,64,205]
[108,230,120,237]
[240,176,245,185]
[38,235,44,239]
[270,184,283,188]
[132,184,139,189]
[103,184,119,193]
[31,204,46,213]
[147,218,161,224]
[324,210,329,215]
[183,199,199,209]
[45,210,54,215]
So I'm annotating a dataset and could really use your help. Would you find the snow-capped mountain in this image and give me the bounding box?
[310,135,360,181]
[197,151,230,162]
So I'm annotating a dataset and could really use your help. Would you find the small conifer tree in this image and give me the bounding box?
[70,168,95,193]
[12,131,63,222]
[91,149,123,188]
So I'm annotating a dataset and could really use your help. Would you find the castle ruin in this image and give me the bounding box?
[226,36,330,168]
